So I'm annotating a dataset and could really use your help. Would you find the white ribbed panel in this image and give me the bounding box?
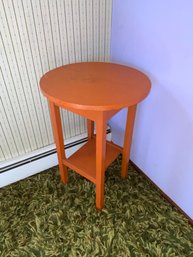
[0,0,112,163]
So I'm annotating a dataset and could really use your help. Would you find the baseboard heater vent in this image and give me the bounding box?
[0,129,111,188]
[0,137,89,174]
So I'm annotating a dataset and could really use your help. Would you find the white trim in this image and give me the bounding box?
[0,132,112,188]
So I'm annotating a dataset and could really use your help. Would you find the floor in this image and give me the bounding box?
[0,157,193,257]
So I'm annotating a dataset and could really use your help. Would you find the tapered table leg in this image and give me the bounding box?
[96,113,106,209]
[121,105,137,178]
[49,101,68,183]
[87,119,94,140]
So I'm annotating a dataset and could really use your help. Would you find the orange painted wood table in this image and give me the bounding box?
[40,62,151,209]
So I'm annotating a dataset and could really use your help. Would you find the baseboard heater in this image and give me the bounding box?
[0,129,111,188]
[0,137,88,174]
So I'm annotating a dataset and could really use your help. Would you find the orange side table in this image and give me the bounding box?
[40,62,151,209]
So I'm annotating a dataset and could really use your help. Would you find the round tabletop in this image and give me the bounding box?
[40,62,151,111]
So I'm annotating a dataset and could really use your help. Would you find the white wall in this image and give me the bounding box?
[110,0,193,219]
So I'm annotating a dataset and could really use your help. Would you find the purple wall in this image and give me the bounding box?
[110,0,193,219]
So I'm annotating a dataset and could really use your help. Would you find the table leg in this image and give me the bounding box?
[87,119,94,139]
[96,113,106,209]
[49,101,68,183]
[121,105,137,178]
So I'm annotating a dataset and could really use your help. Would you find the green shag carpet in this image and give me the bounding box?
[0,157,193,257]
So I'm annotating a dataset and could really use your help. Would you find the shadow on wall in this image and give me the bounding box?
[109,76,193,216]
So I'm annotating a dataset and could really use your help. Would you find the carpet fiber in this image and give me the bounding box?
[0,157,193,257]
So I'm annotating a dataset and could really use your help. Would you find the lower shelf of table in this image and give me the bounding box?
[63,138,122,184]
